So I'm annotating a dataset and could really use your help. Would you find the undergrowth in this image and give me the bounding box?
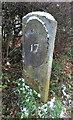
[2,54,72,119]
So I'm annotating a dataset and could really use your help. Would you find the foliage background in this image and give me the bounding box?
[2,2,72,118]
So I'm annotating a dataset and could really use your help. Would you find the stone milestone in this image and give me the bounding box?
[22,11,57,102]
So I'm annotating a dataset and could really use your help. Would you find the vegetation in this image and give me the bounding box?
[2,54,72,118]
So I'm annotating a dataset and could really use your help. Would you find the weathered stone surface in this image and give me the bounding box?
[22,11,57,102]
[24,19,48,67]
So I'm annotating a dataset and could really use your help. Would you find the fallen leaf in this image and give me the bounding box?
[14,110,16,115]
[52,80,58,83]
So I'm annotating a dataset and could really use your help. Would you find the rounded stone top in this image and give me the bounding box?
[22,11,57,68]
[23,11,56,21]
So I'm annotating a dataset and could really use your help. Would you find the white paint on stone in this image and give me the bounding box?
[23,11,56,21]
[26,16,48,33]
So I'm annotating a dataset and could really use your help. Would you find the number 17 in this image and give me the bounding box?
[30,44,39,53]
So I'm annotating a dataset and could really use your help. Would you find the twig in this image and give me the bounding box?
[2,41,22,63]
